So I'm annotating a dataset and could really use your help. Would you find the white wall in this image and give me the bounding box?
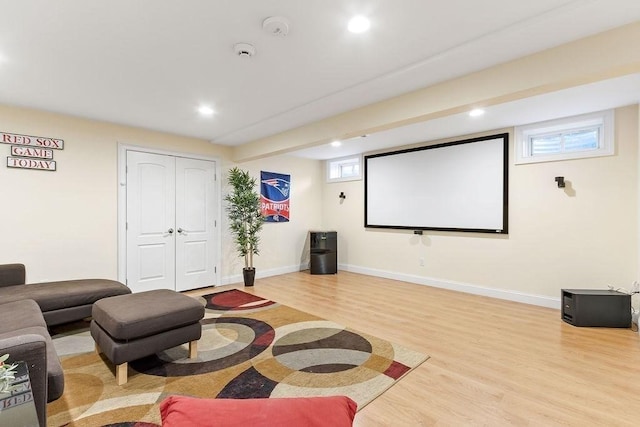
[322,105,639,306]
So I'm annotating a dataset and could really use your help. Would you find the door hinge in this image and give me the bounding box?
[214,266,217,273]
[126,222,128,230]
[214,220,217,227]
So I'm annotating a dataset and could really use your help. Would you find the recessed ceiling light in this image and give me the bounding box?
[469,108,485,117]
[198,105,215,116]
[348,16,370,33]
[331,140,342,147]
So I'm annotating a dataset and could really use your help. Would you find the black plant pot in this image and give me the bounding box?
[243,267,256,287]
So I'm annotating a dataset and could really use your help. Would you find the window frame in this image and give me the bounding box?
[515,109,614,165]
[326,154,362,183]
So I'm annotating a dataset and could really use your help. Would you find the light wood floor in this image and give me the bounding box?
[192,271,640,426]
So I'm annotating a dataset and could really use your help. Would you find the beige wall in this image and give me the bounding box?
[222,155,324,282]
[323,105,639,304]
[1,102,637,303]
[0,104,326,285]
[0,104,232,282]
[2,102,637,303]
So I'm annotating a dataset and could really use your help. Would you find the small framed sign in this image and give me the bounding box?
[1,131,64,150]
[10,145,54,159]
[7,157,56,171]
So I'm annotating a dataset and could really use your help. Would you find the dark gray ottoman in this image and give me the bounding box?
[90,289,204,385]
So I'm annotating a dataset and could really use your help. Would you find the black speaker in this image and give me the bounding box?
[561,289,631,327]
[309,231,337,275]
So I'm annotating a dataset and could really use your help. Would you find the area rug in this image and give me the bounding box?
[47,289,428,426]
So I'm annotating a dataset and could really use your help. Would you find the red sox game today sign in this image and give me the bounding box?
[2,131,63,171]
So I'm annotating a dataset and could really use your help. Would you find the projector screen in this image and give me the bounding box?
[364,133,508,234]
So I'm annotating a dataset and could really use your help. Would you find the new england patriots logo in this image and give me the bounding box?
[261,178,290,198]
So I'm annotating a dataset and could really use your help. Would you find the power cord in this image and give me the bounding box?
[607,281,640,295]
[607,282,640,333]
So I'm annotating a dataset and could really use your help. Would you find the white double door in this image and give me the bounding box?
[126,151,217,292]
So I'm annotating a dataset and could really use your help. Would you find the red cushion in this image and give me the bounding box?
[159,395,357,427]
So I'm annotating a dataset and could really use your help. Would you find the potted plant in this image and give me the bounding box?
[0,353,18,394]
[225,167,264,286]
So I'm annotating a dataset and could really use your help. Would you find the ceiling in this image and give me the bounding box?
[1,1,640,160]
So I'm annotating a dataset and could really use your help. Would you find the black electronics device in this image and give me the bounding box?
[309,231,337,275]
[561,289,631,327]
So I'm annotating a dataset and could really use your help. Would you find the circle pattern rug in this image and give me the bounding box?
[47,289,428,426]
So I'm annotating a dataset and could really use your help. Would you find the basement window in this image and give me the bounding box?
[326,155,362,182]
[515,110,614,164]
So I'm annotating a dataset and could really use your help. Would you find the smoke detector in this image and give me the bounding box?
[233,42,256,57]
[262,16,290,36]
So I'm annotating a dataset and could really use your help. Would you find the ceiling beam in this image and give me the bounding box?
[230,21,640,162]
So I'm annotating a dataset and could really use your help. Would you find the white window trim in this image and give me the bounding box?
[515,109,615,165]
[326,154,362,182]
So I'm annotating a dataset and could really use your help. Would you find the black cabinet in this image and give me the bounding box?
[310,231,337,274]
[561,289,631,327]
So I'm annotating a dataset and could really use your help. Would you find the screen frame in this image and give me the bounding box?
[364,133,509,234]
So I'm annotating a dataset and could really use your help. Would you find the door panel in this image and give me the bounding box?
[138,244,168,280]
[175,157,217,291]
[184,241,207,273]
[125,152,217,292]
[126,151,176,292]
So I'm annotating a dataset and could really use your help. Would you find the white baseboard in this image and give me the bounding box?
[221,262,561,309]
[339,263,561,309]
[221,263,308,286]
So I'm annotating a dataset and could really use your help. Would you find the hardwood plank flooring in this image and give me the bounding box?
[189,271,640,426]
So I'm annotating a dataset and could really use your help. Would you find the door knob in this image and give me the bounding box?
[167,228,174,234]
[177,228,184,234]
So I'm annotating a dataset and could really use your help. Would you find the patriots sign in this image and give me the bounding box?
[260,171,290,222]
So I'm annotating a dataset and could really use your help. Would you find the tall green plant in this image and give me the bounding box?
[225,167,264,269]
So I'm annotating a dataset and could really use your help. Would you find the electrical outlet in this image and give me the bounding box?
[419,258,425,267]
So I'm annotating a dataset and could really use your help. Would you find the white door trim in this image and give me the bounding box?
[117,143,222,288]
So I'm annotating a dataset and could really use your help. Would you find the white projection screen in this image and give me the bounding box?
[365,133,508,234]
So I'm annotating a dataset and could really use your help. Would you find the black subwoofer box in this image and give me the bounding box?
[561,289,631,327]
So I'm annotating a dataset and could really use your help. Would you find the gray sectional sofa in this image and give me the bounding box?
[0,263,131,426]
[0,264,131,326]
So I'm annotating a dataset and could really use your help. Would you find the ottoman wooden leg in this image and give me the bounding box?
[189,340,198,359]
[116,362,128,385]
